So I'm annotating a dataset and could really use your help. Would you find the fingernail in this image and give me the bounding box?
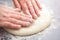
[26,22,31,27]
[25,10,31,15]
[29,15,32,18]
[30,19,34,23]
[33,15,38,19]
[14,25,21,30]
[37,10,40,17]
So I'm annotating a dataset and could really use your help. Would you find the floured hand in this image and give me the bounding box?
[0,5,34,29]
[13,0,42,19]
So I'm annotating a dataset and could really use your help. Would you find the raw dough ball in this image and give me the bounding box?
[4,5,51,36]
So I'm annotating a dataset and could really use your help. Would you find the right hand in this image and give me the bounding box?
[0,5,33,29]
[13,0,42,19]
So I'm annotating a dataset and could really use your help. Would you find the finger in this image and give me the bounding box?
[9,14,34,23]
[13,9,32,18]
[25,0,38,19]
[31,0,40,17]
[9,9,32,18]
[1,22,21,29]
[3,1,31,18]
[13,0,21,10]
[18,0,32,17]
[20,13,32,18]
[19,13,32,18]
[6,18,31,27]
[35,0,42,10]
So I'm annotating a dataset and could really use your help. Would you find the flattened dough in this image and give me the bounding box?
[4,5,51,36]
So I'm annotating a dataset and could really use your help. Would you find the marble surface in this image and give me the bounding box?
[0,0,60,40]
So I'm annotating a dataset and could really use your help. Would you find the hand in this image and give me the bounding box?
[13,0,42,19]
[0,5,33,29]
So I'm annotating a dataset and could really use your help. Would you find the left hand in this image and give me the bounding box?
[13,0,42,19]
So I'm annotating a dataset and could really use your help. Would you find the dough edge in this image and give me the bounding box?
[4,5,52,36]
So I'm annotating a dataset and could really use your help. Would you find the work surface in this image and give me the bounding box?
[0,0,60,40]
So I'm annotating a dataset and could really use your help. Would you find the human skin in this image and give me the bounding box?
[0,5,33,29]
[13,0,42,19]
[0,0,41,30]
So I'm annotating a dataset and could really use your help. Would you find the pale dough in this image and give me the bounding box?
[4,5,51,36]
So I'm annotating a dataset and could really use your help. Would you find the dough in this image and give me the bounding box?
[4,5,51,36]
